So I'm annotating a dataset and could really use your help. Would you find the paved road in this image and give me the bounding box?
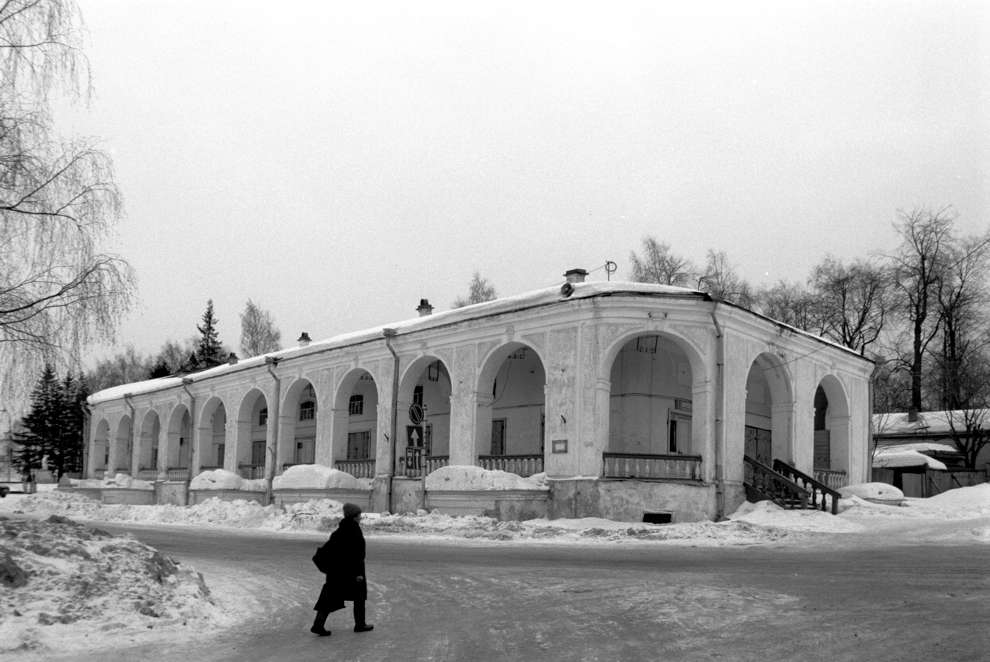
[63,524,989,662]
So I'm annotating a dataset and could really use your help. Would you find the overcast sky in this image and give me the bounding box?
[63,0,989,363]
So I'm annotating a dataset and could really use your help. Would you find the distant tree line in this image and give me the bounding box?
[86,298,283,392]
[628,207,990,467]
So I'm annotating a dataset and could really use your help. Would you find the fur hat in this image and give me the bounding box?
[342,503,362,520]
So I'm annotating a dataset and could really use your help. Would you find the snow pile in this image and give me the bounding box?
[189,469,243,490]
[100,473,153,490]
[67,478,104,488]
[4,482,989,547]
[729,500,864,532]
[839,482,905,503]
[425,466,549,491]
[271,464,370,490]
[0,515,232,657]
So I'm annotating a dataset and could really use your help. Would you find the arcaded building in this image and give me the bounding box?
[86,270,874,522]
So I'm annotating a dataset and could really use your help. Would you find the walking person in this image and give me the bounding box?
[311,502,374,636]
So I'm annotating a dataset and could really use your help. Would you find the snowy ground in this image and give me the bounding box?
[1,482,988,659]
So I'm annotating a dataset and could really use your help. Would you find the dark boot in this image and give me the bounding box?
[310,611,331,636]
[353,599,373,632]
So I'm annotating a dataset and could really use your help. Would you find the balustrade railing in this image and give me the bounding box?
[478,454,543,477]
[165,467,189,481]
[402,448,449,477]
[774,460,841,514]
[135,469,159,481]
[238,464,265,480]
[335,458,376,479]
[813,468,847,491]
[602,452,703,481]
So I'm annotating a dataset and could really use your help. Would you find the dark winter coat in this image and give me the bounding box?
[313,516,367,613]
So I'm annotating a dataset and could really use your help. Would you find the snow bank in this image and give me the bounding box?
[425,466,549,491]
[0,515,234,657]
[100,473,153,490]
[189,469,243,490]
[272,464,369,490]
[3,481,988,547]
[839,482,905,503]
[729,500,864,532]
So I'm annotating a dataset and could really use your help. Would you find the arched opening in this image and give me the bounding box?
[283,379,318,467]
[91,419,110,478]
[112,415,133,475]
[396,358,451,477]
[744,353,793,466]
[477,343,546,476]
[814,375,851,487]
[165,405,191,480]
[198,397,227,471]
[236,389,268,479]
[605,334,699,479]
[332,369,380,478]
[137,411,161,479]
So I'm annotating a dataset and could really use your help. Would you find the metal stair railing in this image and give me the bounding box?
[772,459,841,515]
[743,455,813,511]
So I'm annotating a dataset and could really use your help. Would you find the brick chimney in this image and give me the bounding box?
[564,268,588,284]
[417,299,434,316]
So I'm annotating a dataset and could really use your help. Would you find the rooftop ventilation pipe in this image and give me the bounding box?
[227,352,238,365]
[298,332,311,347]
[416,299,433,316]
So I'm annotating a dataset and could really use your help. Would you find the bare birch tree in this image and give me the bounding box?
[1,0,134,403]
[240,299,282,357]
[753,280,824,333]
[453,272,497,308]
[629,237,694,286]
[696,250,754,307]
[933,232,990,410]
[810,256,890,355]
[887,207,955,414]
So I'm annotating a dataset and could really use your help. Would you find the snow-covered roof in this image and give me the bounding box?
[88,280,863,405]
[873,440,957,454]
[872,448,948,470]
[873,409,990,436]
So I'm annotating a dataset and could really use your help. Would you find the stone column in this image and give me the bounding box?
[223,417,237,472]
[474,393,494,458]
[770,402,795,465]
[692,378,714,483]
[86,416,102,478]
[448,387,478,467]
[321,407,348,467]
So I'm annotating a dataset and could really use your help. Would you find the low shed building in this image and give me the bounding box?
[86,271,874,522]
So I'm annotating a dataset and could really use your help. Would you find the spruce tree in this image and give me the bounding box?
[195,299,224,369]
[55,373,88,479]
[12,365,61,480]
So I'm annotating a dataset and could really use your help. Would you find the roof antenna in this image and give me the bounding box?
[605,260,617,281]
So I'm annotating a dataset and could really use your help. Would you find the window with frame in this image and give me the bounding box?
[259,408,268,426]
[349,395,364,416]
[299,401,315,421]
[413,385,423,406]
[347,430,371,459]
